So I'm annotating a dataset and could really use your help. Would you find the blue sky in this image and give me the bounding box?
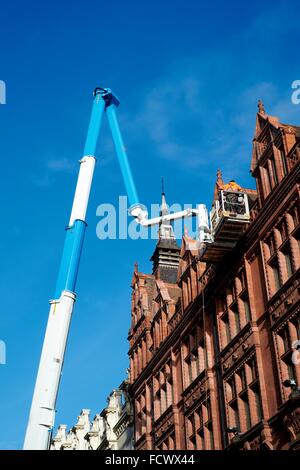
[0,0,299,449]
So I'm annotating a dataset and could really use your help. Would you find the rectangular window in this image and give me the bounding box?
[197,406,203,429]
[284,249,294,278]
[279,222,288,243]
[243,298,251,322]
[271,260,281,291]
[161,384,167,414]
[141,406,147,434]
[227,360,263,434]
[198,429,205,450]
[206,400,212,421]
[266,236,275,258]
[254,388,263,421]
[234,308,240,334]
[156,390,161,416]
[191,348,200,378]
[264,165,272,194]
[221,295,227,312]
[204,342,208,369]
[199,341,205,372]
[239,270,246,290]
[185,356,193,386]
[239,367,247,391]
[291,206,300,228]
[270,157,278,185]
[208,423,214,450]
[169,379,174,405]
[229,377,237,400]
[188,415,196,450]
[242,396,251,430]
[230,402,240,430]
[285,359,296,381]
[280,328,290,353]
[248,358,257,382]
[223,314,231,344]
[280,148,288,176]
[231,285,236,301]
[292,317,300,340]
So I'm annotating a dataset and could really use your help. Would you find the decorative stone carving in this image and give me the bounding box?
[51,380,134,451]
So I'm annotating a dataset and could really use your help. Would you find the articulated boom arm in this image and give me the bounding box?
[25,86,245,450]
[98,88,211,241]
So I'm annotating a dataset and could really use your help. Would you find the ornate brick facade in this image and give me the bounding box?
[128,102,300,450]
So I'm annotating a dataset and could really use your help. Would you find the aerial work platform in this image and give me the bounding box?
[201,186,251,262]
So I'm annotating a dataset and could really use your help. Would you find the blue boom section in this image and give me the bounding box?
[53,90,106,299]
[106,103,139,207]
[84,89,106,156]
[53,87,140,299]
[54,220,87,298]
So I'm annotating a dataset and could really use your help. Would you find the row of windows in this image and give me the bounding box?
[137,332,298,447]
[136,391,147,441]
[182,323,207,389]
[154,362,173,420]
[256,138,290,201]
[130,338,148,382]
[225,356,263,434]
[218,269,252,349]
[136,362,175,442]
[182,266,198,309]
[152,306,168,351]
[261,146,288,192]
[275,316,300,394]
[216,205,299,354]
[135,333,298,443]
[264,209,300,297]
[186,399,214,450]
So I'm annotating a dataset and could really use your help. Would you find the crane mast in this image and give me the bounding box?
[24,87,144,450]
[23,89,105,450]
[24,87,250,449]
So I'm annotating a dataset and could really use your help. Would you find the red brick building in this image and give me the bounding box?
[128,102,300,450]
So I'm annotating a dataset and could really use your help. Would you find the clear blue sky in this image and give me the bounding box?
[0,0,299,449]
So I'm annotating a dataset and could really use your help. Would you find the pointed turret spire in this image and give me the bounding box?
[160,178,168,218]
[216,168,224,185]
[258,99,266,115]
[158,179,175,240]
[213,168,225,200]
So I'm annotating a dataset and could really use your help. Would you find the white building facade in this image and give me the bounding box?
[51,380,134,450]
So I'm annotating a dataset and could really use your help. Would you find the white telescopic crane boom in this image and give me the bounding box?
[24,87,213,450]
